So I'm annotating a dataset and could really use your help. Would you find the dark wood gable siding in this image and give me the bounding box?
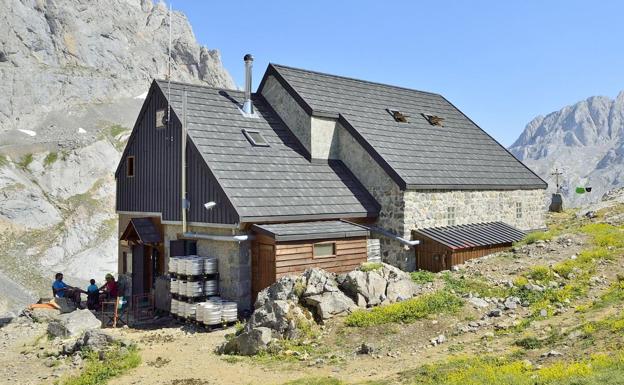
[116,82,239,225]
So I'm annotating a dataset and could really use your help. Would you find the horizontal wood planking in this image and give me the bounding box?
[274,236,367,275]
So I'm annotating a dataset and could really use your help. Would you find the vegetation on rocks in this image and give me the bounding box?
[44,152,59,167]
[410,270,436,284]
[344,291,463,327]
[55,345,140,385]
[18,153,34,169]
[359,262,383,272]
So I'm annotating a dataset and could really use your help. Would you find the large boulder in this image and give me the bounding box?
[47,309,101,338]
[386,278,419,303]
[247,299,295,334]
[219,327,273,356]
[254,275,303,309]
[304,291,357,320]
[301,269,340,296]
[340,269,387,307]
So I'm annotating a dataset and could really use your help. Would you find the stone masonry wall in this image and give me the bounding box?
[260,75,311,154]
[162,224,252,311]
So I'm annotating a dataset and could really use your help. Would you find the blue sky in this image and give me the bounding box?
[170,0,623,146]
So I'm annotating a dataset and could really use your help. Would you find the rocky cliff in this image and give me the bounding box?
[509,92,624,207]
[0,0,234,314]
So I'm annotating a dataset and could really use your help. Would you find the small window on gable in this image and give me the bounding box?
[127,156,135,177]
[242,129,269,147]
[447,206,456,226]
[422,113,444,126]
[313,242,336,258]
[516,202,523,219]
[156,109,168,129]
[387,108,409,122]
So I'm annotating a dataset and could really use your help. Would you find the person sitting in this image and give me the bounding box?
[52,273,82,307]
[86,279,100,310]
[99,274,118,301]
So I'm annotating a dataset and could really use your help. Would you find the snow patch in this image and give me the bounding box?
[77,127,87,134]
[134,91,148,99]
[17,129,37,137]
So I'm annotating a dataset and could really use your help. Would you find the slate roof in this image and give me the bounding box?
[251,220,369,241]
[156,80,380,223]
[120,218,162,243]
[262,64,547,190]
[413,222,526,250]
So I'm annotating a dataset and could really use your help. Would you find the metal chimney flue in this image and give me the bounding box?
[242,54,254,115]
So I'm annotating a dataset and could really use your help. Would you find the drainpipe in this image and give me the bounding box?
[179,232,254,242]
[344,221,420,247]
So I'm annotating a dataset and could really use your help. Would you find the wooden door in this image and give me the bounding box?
[252,243,276,302]
[131,244,145,296]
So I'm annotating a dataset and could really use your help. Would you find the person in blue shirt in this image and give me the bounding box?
[86,279,100,310]
[52,273,82,305]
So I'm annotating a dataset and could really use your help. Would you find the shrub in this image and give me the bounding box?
[526,265,553,282]
[516,230,557,245]
[56,345,140,385]
[360,262,383,272]
[44,152,58,167]
[411,270,436,284]
[580,223,624,248]
[514,336,542,349]
[442,273,509,298]
[345,291,463,327]
[18,153,33,169]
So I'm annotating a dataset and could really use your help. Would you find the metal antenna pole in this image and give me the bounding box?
[167,3,172,130]
[182,89,188,233]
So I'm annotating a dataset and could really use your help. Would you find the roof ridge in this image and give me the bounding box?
[154,78,241,93]
[270,63,442,97]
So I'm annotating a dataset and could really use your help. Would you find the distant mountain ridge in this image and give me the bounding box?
[509,91,624,207]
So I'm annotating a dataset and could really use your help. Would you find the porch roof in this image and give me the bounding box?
[120,217,162,244]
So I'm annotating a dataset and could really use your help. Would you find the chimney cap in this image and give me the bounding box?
[244,53,254,62]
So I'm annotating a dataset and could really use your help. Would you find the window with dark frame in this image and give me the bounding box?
[127,156,135,177]
[313,242,336,258]
[516,202,523,219]
[242,129,270,147]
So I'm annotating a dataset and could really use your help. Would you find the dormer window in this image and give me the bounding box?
[387,108,409,122]
[423,114,444,126]
[242,129,269,147]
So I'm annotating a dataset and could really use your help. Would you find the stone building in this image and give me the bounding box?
[114,57,546,312]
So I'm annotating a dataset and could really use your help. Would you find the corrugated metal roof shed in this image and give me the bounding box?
[413,222,525,250]
[156,80,379,223]
[262,64,547,190]
[251,220,369,241]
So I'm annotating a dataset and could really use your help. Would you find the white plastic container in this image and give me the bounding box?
[203,257,218,274]
[202,300,222,325]
[221,301,238,322]
[186,281,203,297]
[170,278,178,294]
[203,280,218,296]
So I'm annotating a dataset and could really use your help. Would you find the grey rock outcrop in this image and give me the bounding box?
[47,309,101,338]
[0,0,234,313]
[340,264,419,307]
[304,291,357,320]
[0,0,234,135]
[219,327,273,356]
[510,92,624,207]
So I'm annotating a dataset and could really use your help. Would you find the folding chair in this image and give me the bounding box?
[100,297,128,328]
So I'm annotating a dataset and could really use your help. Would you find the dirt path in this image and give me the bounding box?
[107,211,624,385]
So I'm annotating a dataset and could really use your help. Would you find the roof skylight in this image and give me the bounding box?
[387,108,409,122]
[242,129,269,147]
[422,114,444,126]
